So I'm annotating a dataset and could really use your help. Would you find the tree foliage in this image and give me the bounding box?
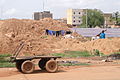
[81,9,105,28]
[112,12,120,25]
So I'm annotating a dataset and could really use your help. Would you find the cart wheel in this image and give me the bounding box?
[21,60,35,74]
[16,61,24,72]
[38,59,48,70]
[45,60,58,73]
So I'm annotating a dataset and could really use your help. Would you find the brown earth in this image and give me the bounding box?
[0,58,120,80]
[0,18,70,55]
[1,66,120,80]
[0,18,120,56]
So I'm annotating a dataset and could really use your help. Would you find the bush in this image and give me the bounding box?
[113,52,120,54]
[59,63,90,66]
[0,54,11,57]
[93,49,105,57]
[0,54,15,68]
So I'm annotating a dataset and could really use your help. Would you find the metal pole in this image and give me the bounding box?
[86,9,88,28]
[43,0,44,11]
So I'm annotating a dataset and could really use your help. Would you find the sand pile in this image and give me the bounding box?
[52,38,120,54]
[83,38,120,54]
[0,18,119,55]
[1,18,69,36]
[39,18,69,30]
[0,20,4,26]
[0,18,70,55]
[53,38,84,52]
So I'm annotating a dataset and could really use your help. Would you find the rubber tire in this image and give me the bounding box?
[21,60,35,74]
[45,60,58,73]
[38,59,48,70]
[16,61,24,72]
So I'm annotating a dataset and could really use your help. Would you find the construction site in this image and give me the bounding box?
[0,18,120,80]
[0,18,120,55]
[0,0,120,79]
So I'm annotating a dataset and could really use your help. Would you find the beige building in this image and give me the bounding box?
[34,11,53,20]
[67,9,84,26]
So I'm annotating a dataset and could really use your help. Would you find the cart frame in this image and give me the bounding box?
[10,42,61,74]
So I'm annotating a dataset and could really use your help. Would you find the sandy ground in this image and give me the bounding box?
[1,58,120,80]
[0,65,120,80]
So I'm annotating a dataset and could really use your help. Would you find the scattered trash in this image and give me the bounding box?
[58,60,79,64]
[107,54,120,60]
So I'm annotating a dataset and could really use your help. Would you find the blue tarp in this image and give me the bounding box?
[48,30,53,35]
[47,30,65,36]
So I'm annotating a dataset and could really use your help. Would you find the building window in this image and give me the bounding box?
[73,12,75,14]
[73,20,75,22]
[79,20,81,23]
[79,12,81,14]
[79,17,81,19]
[74,17,75,19]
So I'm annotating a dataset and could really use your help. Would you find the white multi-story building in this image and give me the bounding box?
[67,9,85,26]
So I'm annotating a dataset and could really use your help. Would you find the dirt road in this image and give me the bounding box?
[0,65,120,80]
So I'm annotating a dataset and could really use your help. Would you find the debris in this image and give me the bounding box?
[64,34,74,38]
[102,59,113,62]
[107,54,120,60]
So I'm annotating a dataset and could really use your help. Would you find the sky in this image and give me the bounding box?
[0,0,120,19]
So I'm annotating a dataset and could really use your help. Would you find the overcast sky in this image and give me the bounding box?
[0,0,120,19]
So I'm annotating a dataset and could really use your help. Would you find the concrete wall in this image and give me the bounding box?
[67,9,73,25]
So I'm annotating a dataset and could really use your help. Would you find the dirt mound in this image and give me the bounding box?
[0,20,4,27]
[0,18,70,55]
[83,38,120,54]
[52,38,120,54]
[0,18,119,55]
[0,18,69,36]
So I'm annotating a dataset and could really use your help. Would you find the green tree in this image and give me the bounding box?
[115,12,119,24]
[81,9,105,28]
[112,12,120,25]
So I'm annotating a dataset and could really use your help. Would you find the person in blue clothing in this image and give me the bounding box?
[99,30,106,39]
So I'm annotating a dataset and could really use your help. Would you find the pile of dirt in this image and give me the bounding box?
[0,18,69,36]
[83,38,120,54]
[0,18,84,55]
[0,20,4,27]
[52,38,120,54]
[0,18,119,55]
